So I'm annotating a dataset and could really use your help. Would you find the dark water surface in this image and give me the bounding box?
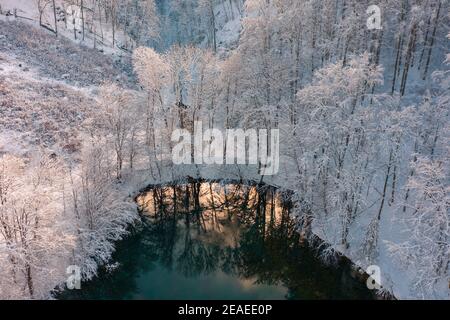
[59,181,374,300]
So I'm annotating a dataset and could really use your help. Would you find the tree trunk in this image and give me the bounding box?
[81,0,85,41]
[25,262,34,298]
[423,1,441,80]
[400,23,417,96]
[377,149,393,220]
[52,0,58,36]
[210,5,217,53]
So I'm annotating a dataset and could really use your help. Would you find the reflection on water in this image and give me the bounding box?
[59,180,374,300]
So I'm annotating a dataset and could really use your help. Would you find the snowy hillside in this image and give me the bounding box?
[0,11,139,299]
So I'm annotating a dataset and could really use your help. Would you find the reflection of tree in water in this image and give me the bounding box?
[138,181,288,277]
[138,181,373,299]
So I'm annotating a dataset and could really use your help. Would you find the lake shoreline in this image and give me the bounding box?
[56,177,396,300]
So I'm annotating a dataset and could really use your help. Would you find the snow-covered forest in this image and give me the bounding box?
[0,0,449,299]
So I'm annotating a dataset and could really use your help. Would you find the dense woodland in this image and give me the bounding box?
[0,0,449,299]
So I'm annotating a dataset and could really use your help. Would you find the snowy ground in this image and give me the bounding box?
[0,19,134,87]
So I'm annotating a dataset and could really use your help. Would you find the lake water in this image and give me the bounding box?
[58,181,374,300]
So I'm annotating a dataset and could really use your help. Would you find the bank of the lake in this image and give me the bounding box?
[58,180,379,300]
